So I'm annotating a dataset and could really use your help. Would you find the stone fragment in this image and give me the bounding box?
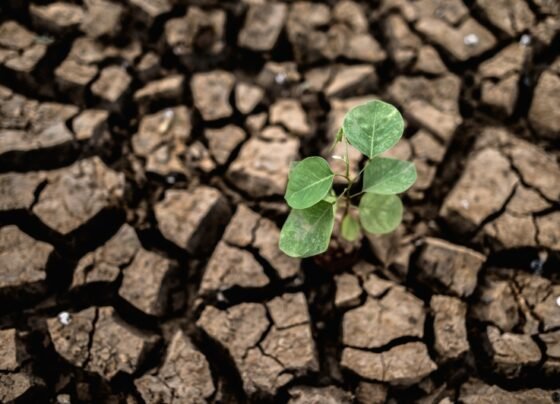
[135,331,214,403]
[81,0,123,38]
[0,172,45,211]
[335,273,362,308]
[472,278,519,332]
[238,3,287,51]
[288,385,353,404]
[132,106,191,176]
[0,329,25,371]
[459,379,555,403]
[205,125,246,165]
[191,70,235,121]
[119,249,177,316]
[134,75,184,106]
[199,241,268,295]
[87,307,159,380]
[91,65,132,109]
[343,287,425,348]
[475,0,535,37]
[47,307,97,367]
[0,226,53,296]
[485,326,541,377]
[227,136,299,198]
[129,0,172,26]
[440,148,518,234]
[341,343,437,385]
[269,99,311,136]
[529,58,560,139]
[165,7,226,67]
[30,2,84,34]
[415,17,496,61]
[154,187,231,254]
[415,238,485,297]
[235,83,264,114]
[72,224,141,288]
[431,295,469,360]
[33,157,125,235]
[266,293,310,329]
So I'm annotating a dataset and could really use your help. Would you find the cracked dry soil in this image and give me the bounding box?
[0,0,560,403]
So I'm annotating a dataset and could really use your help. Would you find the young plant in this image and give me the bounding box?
[279,100,416,258]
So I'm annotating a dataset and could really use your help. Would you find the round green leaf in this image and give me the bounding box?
[341,214,361,242]
[363,157,417,195]
[285,157,334,209]
[279,201,335,258]
[359,193,403,234]
[342,100,404,158]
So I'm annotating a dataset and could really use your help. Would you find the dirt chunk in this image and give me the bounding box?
[0,225,53,296]
[475,0,535,37]
[33,157,125,235]
[415,238,485,297]
[343,287,425,348]
[0,21,47,76]
[270,99,311,137]
[129,0,171,26]
[132,106,192,177]
[199,241,269,295]
[47,307,97,368]
[288,385,353,404]
[0,329,25,371]
[341,342,437,385]
[87,306,159,380]
[539,331,560,374]
[119,249,177,316]
[191,70,235,121]
[91,65,132,109]
[154,187,231,254]
[72,224,141,288]
[235,83,264,115]
[415,17,496,62]
[440,148,518,234]
[266,293,310,329]
[472,277,519,332]
[383,14,422,70]
[0,21,36,50]
[485,325,541,377]
[238,3,287,51]
[324,65,377,99]
[0,371,43,402]
[479,43,529,116]
[81,0,123,38]
[134,75,184,107]
[0,172,45,211]
[135,331,214,403]
[198,296,317,396]
[72,109,109,141]
[335,273,362,308]
[459,379,555,403]
[204,124,246,165]
[30,2,84,34]
[355,382,387,404]
[534,285,560,331]
[55,58,98,101]
[165,7,226,67]
[529,58,560,139]
[227,136,299,198]
[431,295,469,361]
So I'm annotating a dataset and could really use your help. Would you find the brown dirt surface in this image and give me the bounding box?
[0,0,559,402]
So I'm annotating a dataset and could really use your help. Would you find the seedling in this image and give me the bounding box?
[279,100,416,258]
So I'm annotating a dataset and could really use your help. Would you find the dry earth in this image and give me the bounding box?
[0,0,560,403]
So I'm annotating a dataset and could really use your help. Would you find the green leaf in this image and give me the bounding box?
[341,214,361,242]
[359,193,403,234]
[342,100,404,158]
[285,156,335,209]
[363,157,417,195]
[279,201,335,258]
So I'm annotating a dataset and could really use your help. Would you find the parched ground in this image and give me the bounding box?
[0,0,560,402]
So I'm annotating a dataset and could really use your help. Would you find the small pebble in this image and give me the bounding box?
[460,199,470,209]
[520,34,531,46]
[275,73,287,85]
[58,312,72,326]
[463,34,479,46]
[530,259,544,275]
[556,296,560,308]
